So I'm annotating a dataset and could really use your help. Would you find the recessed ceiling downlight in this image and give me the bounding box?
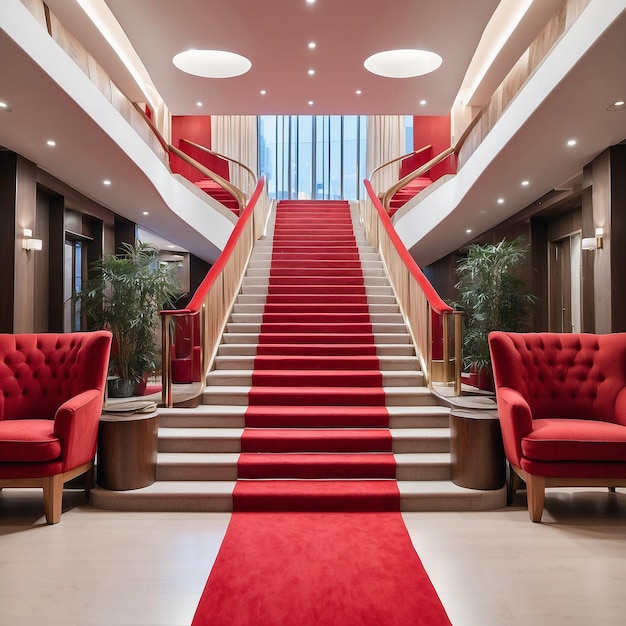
[173,49,251,78]
[364,49,442,78]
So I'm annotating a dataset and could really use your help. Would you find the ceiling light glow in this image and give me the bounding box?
[356,90,362,95]
[260,90,267,95]
[567,139,577,147]
[308,42,316,49]
[142,211,149,215]
[364,49,442,78]
[173,49,252,78]
[466,229,472,234]
[497,198,504,204]
[103,180,112,186]
[308,69,315,76]
[521,180,530,186]
[419,100,427,106]
[46,140,56,147]
[196,101,203,107]
[308,100,314,106]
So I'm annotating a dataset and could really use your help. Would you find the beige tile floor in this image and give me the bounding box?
[1,487,626,625]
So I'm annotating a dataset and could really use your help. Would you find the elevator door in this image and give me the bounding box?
[549,233,581,332]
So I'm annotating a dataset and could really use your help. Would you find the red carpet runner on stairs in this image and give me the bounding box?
[192,200,451,625]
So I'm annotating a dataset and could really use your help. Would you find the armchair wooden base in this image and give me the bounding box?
[510,465,626,523]
[0,461,94,524]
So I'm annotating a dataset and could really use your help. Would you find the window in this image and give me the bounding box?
[259,115,367,201]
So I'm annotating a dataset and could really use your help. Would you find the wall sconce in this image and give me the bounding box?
[581,227,604,251]
[22,228,43,251]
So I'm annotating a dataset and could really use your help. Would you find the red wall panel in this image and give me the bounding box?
[412,116,456,181]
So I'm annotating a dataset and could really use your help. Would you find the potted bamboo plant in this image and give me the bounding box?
[74,241,180,397]
[454,236,536,390]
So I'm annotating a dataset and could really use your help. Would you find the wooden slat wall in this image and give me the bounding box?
[458,0,592,169]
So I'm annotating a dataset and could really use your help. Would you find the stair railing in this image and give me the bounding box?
[159,177,270,408]
[132,103,248,214]
[363,180,463,395]
[180,138,258,195]
[368,144,432,188]
[380,147,456,212]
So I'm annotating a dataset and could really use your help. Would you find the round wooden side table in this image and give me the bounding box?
[97,407,158,490]
[450,409,505,490]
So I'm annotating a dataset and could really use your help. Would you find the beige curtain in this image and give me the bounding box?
[210,115,258,194]
[366,116,406,196]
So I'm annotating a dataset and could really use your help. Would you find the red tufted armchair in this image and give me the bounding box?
[0,331,112,524]
[489,331,626,522]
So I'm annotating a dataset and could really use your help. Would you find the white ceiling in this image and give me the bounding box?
[2,0,626,264]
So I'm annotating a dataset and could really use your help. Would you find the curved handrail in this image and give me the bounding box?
[181,138,258,190]
[365,181,452,315]
[363,179,462,395]
[368,144,432,180]
[169,145,247,213]
[132,103,248,214]
[381,146,455,212]
[160,178,269,407]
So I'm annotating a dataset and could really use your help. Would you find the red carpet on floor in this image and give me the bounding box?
[192,200,451,624]
[191,512,451,626]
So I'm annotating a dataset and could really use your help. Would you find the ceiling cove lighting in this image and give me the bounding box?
[364,49,442,78]
[173,50,251,78]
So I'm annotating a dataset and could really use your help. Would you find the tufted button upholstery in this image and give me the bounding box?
[0,331,112,524]
[489,331,626,522]
[489,332,626,424]
[0,333,108,422]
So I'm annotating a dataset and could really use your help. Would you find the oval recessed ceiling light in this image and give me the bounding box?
[419,99,427,106]
[356,90,362,95]
[142,211,149,216]
[466,229,472,234]
[521,180,530,186]
[567,139,577,147]
[308,42,316,49]
[497,198,504,204]
[308,100,314,106]
[260,89,267,95]
[46,140,56,147]
[364,49,442,78]
[308,69,315,76]
[196,101,203,107]
[173,49,251,78]
[608,100,625,111]
[103,179,112,186]
[0,101,13,112]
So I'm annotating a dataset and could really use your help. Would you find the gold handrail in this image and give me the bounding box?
[368,144,432,180]
[169,145,247,213]
[160,178,269,408]
[381,146,455,212]
[131,102,170,154]
[180,139,258,190]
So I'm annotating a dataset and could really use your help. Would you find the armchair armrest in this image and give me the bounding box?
[495,387,534,467]
[53,389,103,471]
[615,387,626,426]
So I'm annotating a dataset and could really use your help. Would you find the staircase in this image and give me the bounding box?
[92,200,505,513]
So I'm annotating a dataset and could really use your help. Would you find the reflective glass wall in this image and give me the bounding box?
[258,115,367,201]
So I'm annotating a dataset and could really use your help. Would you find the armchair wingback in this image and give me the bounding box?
[0,331,112,524]
[489,331,626,522]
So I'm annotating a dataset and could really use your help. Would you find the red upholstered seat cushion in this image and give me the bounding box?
[522,418,626,462]
[0,419,61,462]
